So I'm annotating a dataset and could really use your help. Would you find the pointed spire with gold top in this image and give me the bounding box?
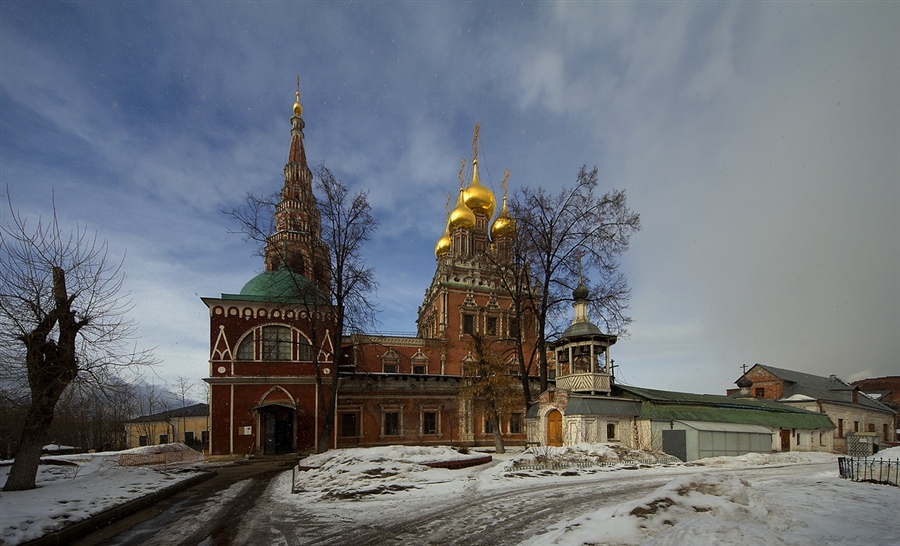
[463,124,496,219]
[288,75,307,165]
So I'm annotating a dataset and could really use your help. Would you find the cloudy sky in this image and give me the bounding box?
[1,2,897,395]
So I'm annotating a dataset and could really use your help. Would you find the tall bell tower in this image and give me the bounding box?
[264,78,331,295]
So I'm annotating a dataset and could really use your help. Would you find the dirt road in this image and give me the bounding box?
[68,457,297,546]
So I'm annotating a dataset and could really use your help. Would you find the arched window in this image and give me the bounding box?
[236,334,254,360]
[262,326,291,361]
[298,335,313,362]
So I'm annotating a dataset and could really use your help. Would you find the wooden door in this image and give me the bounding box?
[547,410,563,447]
[780,429,791,452]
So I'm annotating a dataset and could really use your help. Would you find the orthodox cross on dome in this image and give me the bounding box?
[471,123,480,162]
[293,74,303,116]
[501,168,510,199]
[577,249,584,286]
[458,157,466,189]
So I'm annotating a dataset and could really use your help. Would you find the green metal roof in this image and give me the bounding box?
[221,267,328,304]
[617,385,835,430]
[565,396,640,417]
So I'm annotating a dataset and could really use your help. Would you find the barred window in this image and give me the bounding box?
[262,326,291,361]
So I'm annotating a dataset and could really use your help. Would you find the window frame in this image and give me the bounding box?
[606,423,617,440]
[383,411,401,437]
[262,325,292,361]
[236,333,255,360]
[509,413,523,434]
[340,412,358,438]
[462,314,475,335]
[422,411,438,435]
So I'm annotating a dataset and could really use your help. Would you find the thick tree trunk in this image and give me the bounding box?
[491,418,506,454]
[4,267,79,491]
[3,409,53,490]
[3,386,67,491]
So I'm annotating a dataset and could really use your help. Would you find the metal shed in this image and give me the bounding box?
[658,420,772,462]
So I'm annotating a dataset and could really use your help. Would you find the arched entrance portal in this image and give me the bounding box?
[547,409,563,447]
[258,404,295,455]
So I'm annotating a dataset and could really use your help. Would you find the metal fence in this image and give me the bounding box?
[118,449,204,468]
[509,456,681,472]
[837,457,899,487]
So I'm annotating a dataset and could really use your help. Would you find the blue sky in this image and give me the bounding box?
[2,2,897,395]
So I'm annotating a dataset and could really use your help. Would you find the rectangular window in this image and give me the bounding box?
[838,418,844,438]
[423,412,437,435]
[754,387,765,398]
[159,434,169,444]
[139,435,148,447]
[413,364,426,375]
[463,314,475,335]
[884,424,890,441]
[383,363,398,374]
[607,423,616,440]
[184,431,195,444]
[854,421,859,433]
[384,412,400,436]
[867,423,875,433]
[509,413,522,434]
[486,317,497,336]
[484,419,494,434]
[262,326,292,360]
[340,413,357,437]
[201,430,209,445]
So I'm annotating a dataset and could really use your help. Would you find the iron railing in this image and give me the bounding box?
[837,457,899,487]
[509,456,681,472]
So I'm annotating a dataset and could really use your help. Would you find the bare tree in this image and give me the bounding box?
[511,166,640,393]
[0,198,154,491]
[172,376,194,444]
[227,163,378,453]
[462,333,520,454]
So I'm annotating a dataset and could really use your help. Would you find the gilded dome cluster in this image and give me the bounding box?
[434,157,517,258]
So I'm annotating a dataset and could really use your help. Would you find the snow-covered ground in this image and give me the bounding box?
[0,444,207,545]
[2,444,899,546]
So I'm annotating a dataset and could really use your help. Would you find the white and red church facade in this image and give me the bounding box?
[203,90,538,455]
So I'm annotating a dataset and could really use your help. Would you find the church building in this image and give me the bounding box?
[203,90,538,456]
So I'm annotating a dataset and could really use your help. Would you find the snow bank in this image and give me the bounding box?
[294,445,488,500]
[521,473,806,546]
[0,450,207,545]
[873,446,900,459]
[505,443,678,475]
[689,451,837,467]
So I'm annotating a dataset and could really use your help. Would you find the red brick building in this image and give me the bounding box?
[204,92,537,455]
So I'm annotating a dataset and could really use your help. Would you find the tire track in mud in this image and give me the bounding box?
[292,473,672,546]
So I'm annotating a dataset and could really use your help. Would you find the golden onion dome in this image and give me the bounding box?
[435,224,451,257]
[490,196,517,239]
[464,158,496,218]
[448,188,476,231]
[293,90,303,116]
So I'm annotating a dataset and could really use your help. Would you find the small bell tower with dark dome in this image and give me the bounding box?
[549,253,618,395]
